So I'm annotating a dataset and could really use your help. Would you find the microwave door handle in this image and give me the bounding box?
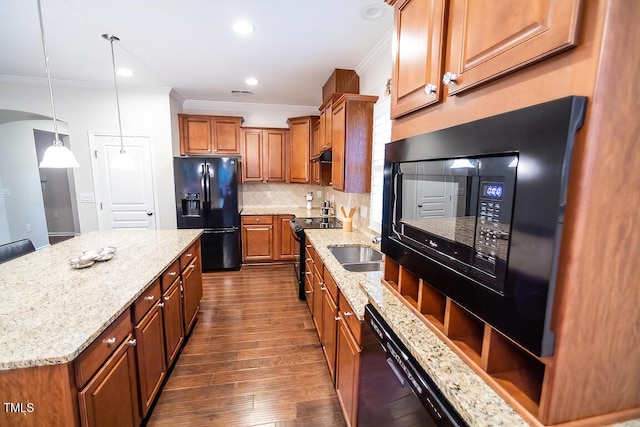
[391,172,403,239]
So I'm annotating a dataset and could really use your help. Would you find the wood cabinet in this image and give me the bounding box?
[178,114,243,156]
[181,242,203,335]
[274,215,295,261]
[321,269,339,382]
[78,335,140,427]
[318,97,336,153]
[242,215,274,262]
[287,116,318,183]
[331,94,378,193]
[386,0,582,119]
[241,128,287,183]
[389,0,447,118]
[335,298,361,427]
[161,277,184,367]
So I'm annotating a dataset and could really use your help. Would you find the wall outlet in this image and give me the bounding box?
[360,206,368,219]
[79,193,95,203]
[316,190,322,198]
[266,191,272,198]
[25,224,31,232]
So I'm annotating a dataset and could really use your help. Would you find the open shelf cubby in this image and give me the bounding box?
[398,267,419,308]
[417,280,446,331]
[444,300,484,364]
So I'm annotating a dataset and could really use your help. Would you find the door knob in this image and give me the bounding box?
[147,211,153,216]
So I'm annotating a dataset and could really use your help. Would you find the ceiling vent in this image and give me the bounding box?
[231,90,253,96]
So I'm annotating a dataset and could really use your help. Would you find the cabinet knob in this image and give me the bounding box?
[158,302,165,308]
[424,84,437,95]
[335,316,340,321]
[127,339,137,347]
[343,311,353,317]
[321,286,326,291]
[104,337,116,346]
[305,290,313,294]
[145,295,155,301]
[164,296,171,301]
[186,252,192,257]
[442,72,458,86]
[168,271,177,276]
[190,264,196,269]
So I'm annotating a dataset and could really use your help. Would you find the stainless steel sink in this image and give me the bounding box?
[328,245,383,272]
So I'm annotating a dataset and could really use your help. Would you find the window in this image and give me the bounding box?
[369,96,391,233]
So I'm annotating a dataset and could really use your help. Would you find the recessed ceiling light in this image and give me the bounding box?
[116,67,134,77]
[360,4,386,20]
[245,78,258,86]
[232,21,255,35]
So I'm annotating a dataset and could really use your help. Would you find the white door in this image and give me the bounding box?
[90,134,157,230]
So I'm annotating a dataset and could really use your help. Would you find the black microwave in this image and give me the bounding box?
[381,96,587,357]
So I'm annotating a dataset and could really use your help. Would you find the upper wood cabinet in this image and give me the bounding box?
[178,114,243,156]
[241,128,287,183]
[386,0,582,117]
[318,97,336,153]
[331,94,378,193]
[390,0,447,118]
[287,116,318,183]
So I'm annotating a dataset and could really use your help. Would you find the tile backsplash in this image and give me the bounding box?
[241,183,373,234]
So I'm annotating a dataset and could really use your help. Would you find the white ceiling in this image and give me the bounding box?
[0,0,393,107]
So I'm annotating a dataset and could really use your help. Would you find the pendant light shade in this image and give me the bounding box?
[103,33,135,170]
[37,0,79,169]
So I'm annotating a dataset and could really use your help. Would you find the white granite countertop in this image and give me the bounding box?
[0,229,202,370]
[305,228,640,427]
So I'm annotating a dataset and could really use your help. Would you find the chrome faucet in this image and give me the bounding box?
[372,236,382,244]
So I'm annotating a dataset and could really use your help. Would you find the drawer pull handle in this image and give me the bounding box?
[127,339,137,347]
[343,311,353,317]
[145,295,155,301]
[104,337,116,345]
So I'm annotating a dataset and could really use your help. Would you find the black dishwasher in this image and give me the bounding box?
[358,304,468,427]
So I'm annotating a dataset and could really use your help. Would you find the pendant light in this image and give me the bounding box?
[37,0,79,169]
[103,33,135,170]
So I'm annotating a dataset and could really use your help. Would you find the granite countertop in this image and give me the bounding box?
[305,228,528,427]
[0,229,202,370]
[242,206,327,217]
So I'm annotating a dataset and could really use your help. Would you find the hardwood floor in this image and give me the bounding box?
[146,264,346,427]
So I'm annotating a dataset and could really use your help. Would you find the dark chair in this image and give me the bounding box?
[0,239,36,264]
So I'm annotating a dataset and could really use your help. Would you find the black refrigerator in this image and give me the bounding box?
[174,157,242,271]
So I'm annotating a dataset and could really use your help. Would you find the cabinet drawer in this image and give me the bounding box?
[133,279,161,324]
[323,267,338,303]
[180,240,200,271]
[339,294,361,345]
[242,215,273,225]
[161,260,180,292]
[75,310,133,388]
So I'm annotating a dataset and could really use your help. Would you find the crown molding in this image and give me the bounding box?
[182,99,318,115]
[0,75,172,94]
[356,28,392,76]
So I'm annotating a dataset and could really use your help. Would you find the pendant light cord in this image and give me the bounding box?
[36,0,61,145]
[106,35,126,154]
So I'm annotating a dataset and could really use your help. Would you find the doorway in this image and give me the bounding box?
[89,133,157,230]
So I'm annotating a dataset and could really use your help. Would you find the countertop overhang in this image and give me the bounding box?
[0,229,202,370]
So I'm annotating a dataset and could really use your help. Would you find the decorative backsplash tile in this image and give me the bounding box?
[241,183,373,233]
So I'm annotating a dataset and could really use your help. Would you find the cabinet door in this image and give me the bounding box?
[264,129,287,183]
[318,109,326,157]
[179,116,212,155]
[275,215,295,261]
[312,262,324,339]
[182,256,202,334]
[312,118,320,158]
[331,101,346,191]
[336,315,361,427]
[162,278,184,367]
[134,304,166,417]
[321,101,333,151]
[322,289,339,382]
[390,0,447,118]
[78,336,140,427]
[311,160,320,185]
[242,129,263,182]
[213,118,241,154]
[445,0,582,96]
[242,224,274,262]
[288,118,311,183]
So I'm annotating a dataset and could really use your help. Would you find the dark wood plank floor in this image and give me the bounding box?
[146,264,346,427]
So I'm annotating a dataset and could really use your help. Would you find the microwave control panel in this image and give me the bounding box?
[475,181,509,275]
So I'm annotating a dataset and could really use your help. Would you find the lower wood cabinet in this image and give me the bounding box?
[162,278,184,367]
[242,215,296,263]
[181,253,203,335]
[78,334,140,427]
[134,304,166,417]
[335,312,361,427]
[321,283,339,382]
[275,215,295,261]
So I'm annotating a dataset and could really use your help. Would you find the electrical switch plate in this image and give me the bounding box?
[79,193,95,203]
[316,190,322,198]
[25,224,31,232]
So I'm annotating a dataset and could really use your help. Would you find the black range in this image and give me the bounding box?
[290,216,342,300]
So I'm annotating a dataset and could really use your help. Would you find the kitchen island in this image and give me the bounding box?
[0,229,202,427]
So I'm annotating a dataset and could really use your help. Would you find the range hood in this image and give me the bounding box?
[313,149,332,163]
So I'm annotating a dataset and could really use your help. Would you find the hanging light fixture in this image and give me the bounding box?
[103,33,135,170]
[37,0,79,169]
